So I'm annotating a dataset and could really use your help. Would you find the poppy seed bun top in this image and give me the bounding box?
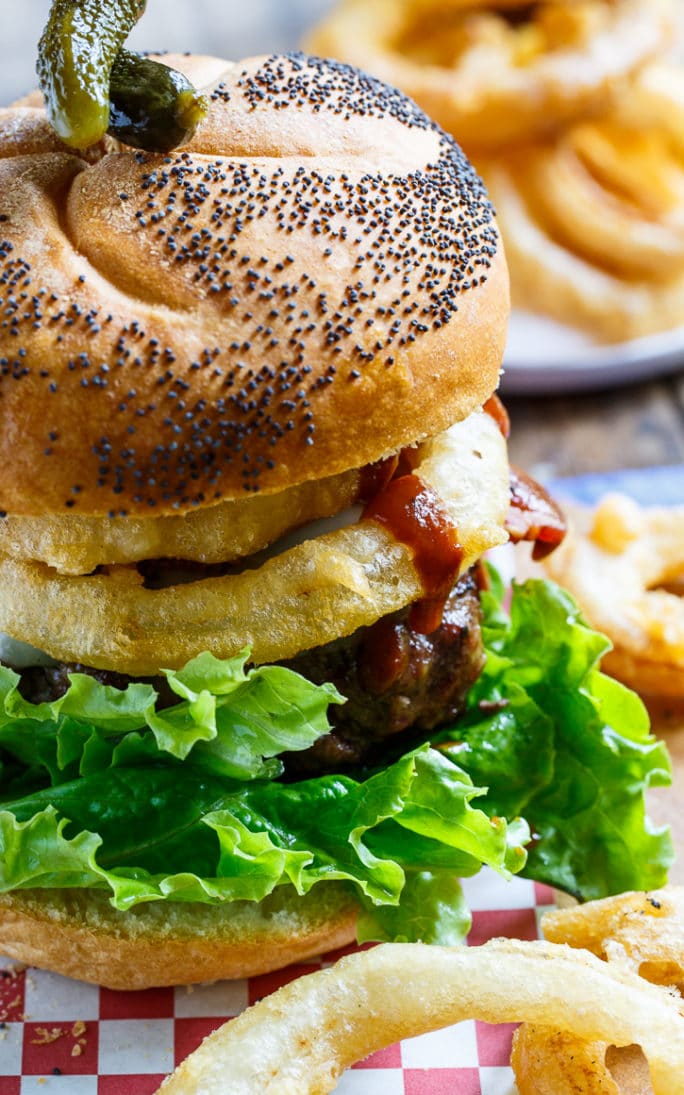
[0,53,508,518]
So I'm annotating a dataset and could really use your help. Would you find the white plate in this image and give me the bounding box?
[500,310,684,395]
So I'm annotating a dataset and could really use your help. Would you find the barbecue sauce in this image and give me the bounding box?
[483,393,510,438]
[362,473,464,635]
[358,454,399,503]
[506,466,566,559]
[358,615,408,695]
[483,400,565,558]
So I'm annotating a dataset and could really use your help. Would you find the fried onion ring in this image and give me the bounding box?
[0,410,509,674]
[306,0,674,150]
[478,63,684,340]
[155,938,684,1094]
[544,494,684,697]
[542,886,684,988]
[512,1027,653,1095]
[0,468,359,575]
[512,888,684,1095]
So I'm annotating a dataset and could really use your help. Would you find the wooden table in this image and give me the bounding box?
[508,371,684,478]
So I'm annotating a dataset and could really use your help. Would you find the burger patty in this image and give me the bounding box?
[281,569,483,775]
[7,570,483,775]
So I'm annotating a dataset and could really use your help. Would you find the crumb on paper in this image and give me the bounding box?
[31,1026,64,1045]
[71,1042,83,1057]
[0,963,26,979]
[71,1020,86,1038]
[0,994,25,1022]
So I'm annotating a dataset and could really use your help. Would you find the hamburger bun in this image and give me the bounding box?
[0,884,358,990]
[0,52,508,518]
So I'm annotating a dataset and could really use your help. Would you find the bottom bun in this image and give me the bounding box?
[0,885,358,990]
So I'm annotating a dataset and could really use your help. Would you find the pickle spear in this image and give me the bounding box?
[37,0,208,151]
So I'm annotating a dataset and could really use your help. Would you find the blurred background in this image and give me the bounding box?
[2,0,683,477]
[2,0,335,103]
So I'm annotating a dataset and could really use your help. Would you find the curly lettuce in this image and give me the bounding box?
[439,569,673,899]
[0,573,673,944]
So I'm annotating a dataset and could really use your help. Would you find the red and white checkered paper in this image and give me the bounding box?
[0,874,555,1094]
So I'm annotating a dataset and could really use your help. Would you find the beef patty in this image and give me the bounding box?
[281,569,483,774]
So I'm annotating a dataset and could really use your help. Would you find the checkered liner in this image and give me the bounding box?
[0,875,554,1093]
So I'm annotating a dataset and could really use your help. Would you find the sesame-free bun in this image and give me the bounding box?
[0,52,508,517]
[0,884,358,990]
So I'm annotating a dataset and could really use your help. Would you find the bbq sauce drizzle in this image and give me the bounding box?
[484,395,567,559]
[358,397,566,642]
[362,468,465,636]
[506,466,566,560]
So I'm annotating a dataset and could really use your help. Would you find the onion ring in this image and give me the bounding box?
[478,63,684,340]
[512,1026,652,1095]
[155,938,684,1094]
[0,411,509,673]
[306,0,674,150]
[542,886,684,988]
[0,467,359,575]
[544,494,684,697]
[512,887,684,1095]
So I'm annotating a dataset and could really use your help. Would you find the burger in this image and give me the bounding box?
[0,51,672,989]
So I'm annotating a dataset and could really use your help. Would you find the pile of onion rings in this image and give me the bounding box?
[308,1,684,340]
[544,493,684,698]
[155,919,684,1094]
[478,63,684,340]
[307,0,674,150]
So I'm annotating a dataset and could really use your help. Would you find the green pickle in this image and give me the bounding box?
[109,50,209,152]
[37,0,208,151]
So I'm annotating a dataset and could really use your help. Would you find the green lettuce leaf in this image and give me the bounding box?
[0,652,344,783]
[0,745,520,928]
[0,570,673,946]
[437,572,674,899]
[356,869,472,945]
